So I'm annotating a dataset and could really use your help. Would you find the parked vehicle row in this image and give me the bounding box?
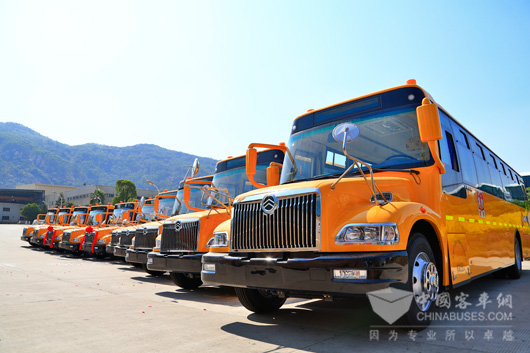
[21,81,530,328]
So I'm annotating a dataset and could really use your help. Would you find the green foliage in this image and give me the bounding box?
[90,188,106,205]
[20,203,43,222]
[54,193,67,207]
[112,179,137,204]
[0,122,217,190]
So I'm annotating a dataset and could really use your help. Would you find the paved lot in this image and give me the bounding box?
[1,224,529,353]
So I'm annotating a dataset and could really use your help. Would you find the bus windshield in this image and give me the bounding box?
[281,107,433,183]
[70,209,88,225]
[139,204,155,221]
[46,210,57,223]
[112,204,135,222]
[87,209,106,225]
[206,165,266,206]
[157,192,178,217]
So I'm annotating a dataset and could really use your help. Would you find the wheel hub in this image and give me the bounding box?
[412,252,439,311]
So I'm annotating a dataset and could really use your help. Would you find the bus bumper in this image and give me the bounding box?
[201,251,408,296]
[147,252,203,274]
[125,249,149,264]
[113,246,127,258]
[58,241,80,252]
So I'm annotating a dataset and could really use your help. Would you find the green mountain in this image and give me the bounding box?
[0,122,218,190]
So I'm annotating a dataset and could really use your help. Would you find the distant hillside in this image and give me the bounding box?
[0,122,217,190]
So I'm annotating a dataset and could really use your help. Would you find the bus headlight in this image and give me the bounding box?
[97,239,106,244]
[335,223,399,245]
[207,232,228,248]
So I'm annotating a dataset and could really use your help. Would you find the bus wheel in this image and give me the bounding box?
[141,263,165,277]
[235,288,286,313]
[401,234,439,328]
[170,272,202,289]
[506,237,522,279]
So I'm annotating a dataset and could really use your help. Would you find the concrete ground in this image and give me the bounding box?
[1,224,529,353]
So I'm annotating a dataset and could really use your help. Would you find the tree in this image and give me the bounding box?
[21,203,43,223]
[54,193,67,207]
[90,188,106,205]
[112,179,137,204]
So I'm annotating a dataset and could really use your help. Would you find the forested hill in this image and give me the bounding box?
[0,122,217,190]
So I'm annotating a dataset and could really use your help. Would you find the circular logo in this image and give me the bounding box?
[126,230,130,236]
[175,221,183,231]
[143,228,148,235]
[261,194,278,215]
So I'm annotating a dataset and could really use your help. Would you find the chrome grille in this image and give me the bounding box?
[119,230,134,248]
[62,232,71,243]
[160,221,199,252]
[134,228,159,250]
[110,231,120,246]
[231,193,320,251]
[84,232,96,246]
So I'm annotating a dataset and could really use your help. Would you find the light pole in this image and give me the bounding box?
[146,180,160,194]
[53,192,63,207]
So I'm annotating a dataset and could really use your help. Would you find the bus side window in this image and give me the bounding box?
[454,128,478,187]
[472,141,492,194]
[445,131,459,172]
[488,154,504,199]
[438,111,465,198]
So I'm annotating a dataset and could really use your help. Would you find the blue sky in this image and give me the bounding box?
[1,0,529,173]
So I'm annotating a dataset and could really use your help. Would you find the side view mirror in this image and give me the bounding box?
[416,98,442,142]
[191,158,200,177]
[416,98,445,174]
[332,123,360,148]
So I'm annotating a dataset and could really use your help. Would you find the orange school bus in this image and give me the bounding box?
[43,205,91,249]
[58,204,115,253]
[111,197,158,259]
[21,214,48,243]
[81,201,143,258]
[201,81,530,327]
[29,207,73,246]
[125,175,214,273]
[147,149,284,289]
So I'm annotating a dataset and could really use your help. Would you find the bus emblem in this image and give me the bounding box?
[143,228,148,235]
[175,221,183,232]
[261,195,278,215]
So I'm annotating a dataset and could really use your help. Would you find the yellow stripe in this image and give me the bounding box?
[459,217,466,222]
[493,222,497,226]
[478,220,483,224]
[446,215,454,221]
[469,219,475,223]
[486,221,491,225]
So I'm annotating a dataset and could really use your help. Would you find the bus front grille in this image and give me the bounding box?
[160,221,199,252]
[119,231,134,248]
[231,193,320,251]
[134,228,158,250]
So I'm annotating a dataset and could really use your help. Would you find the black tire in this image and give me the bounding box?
[235,287,286,313]
[170,272,202,289]
[506,237,522,279]
[399,233,440,328]
[142,263,165,277]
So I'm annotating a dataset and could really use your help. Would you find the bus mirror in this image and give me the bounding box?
[417,98,442,142]
[267,162,282,186]
[246,147,258,178]
[95,213,104,225]
[332,123,360,149]
[191,158,200,177]
[417,98,445,174]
